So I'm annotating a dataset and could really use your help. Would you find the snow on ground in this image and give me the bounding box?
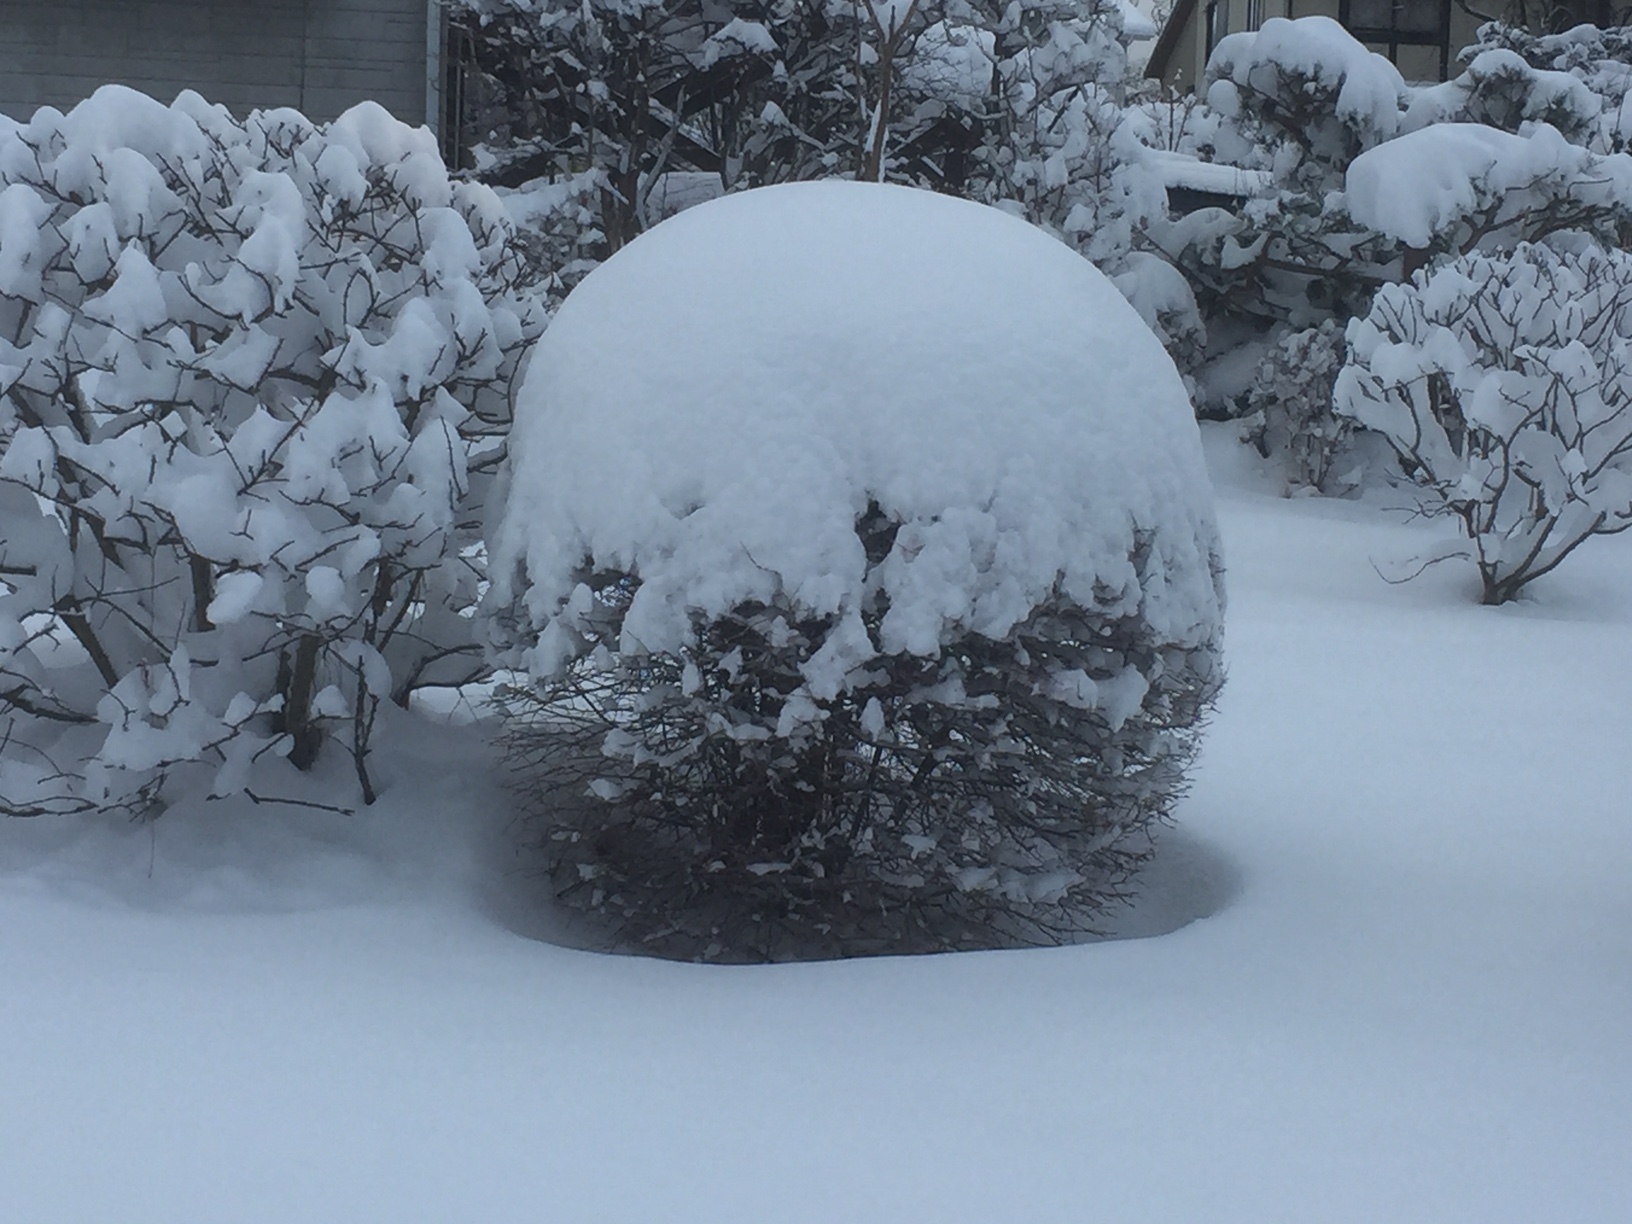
[4,426,1631,1222]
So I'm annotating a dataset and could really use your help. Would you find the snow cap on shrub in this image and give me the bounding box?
[490,181,1223,701]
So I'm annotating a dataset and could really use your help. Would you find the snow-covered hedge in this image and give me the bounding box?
[1155,17,1632,422]
[1149,18,1412,350]
[488,182,1225,959]
[1335,240,1632,604]
[0,88,539,816]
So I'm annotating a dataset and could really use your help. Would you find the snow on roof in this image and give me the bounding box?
[489,181,1223,695]
[1145,148,1272,198]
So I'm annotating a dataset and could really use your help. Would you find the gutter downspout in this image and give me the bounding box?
[426,0,443,144]
[299,0,314,115]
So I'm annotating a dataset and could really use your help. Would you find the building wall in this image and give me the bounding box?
[1166,8,1207,94]
[0,0,433,128]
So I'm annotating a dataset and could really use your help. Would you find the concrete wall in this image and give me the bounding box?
[0,0,434,128]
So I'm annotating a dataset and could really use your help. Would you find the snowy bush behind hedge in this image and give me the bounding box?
[1336,240,1632,605]
[1344,121,1632,255]
[0,87,539,816]
[1425,22,1632,154]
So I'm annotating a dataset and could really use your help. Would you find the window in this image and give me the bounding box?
[1340,0,1453,80]
[1205,0,1230,57]
[441,22,476,168]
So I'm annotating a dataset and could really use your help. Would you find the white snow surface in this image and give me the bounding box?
[490,181,1222,692]
[5,429,1631,1221]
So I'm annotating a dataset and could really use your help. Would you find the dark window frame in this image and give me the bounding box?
[442,19,475,168]
[1204,0,1230,58]
[1339,0,1454,80]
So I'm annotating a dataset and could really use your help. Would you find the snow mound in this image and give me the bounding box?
[489,181,1223,696]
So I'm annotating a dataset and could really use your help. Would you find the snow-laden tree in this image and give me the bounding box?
[0,87,539,816]
[449,0,859,258]
[1204,15,1407,193]
[1405,44,1613,147]
[1335,240,1632,604]
[976,2,1162,266]
[452,0,1167,293]
[486,182,1225,960]
[1146,17,1411,339]
[1345,120,1632,261]
[1426,21,1632,153]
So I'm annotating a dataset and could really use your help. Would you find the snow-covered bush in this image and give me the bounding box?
[1205,16,1407,192]
[1154,17,1632,420]
[1335,241,1632,604]
[1345,121,1632,259]
[1239,321,1361,494]
[487,182,1225,960]
[0,88,538,816]
[1111,250,1209,383]
[991,61,1164,268]
[492,168,608,305]
[1149,18,1410,353]
[1405,45,1609,146]
[1438,22,1632,153]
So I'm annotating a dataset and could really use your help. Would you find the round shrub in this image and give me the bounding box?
[486,181,1225,959]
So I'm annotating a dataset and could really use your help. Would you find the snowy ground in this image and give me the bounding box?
[4,426,1630,1222]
